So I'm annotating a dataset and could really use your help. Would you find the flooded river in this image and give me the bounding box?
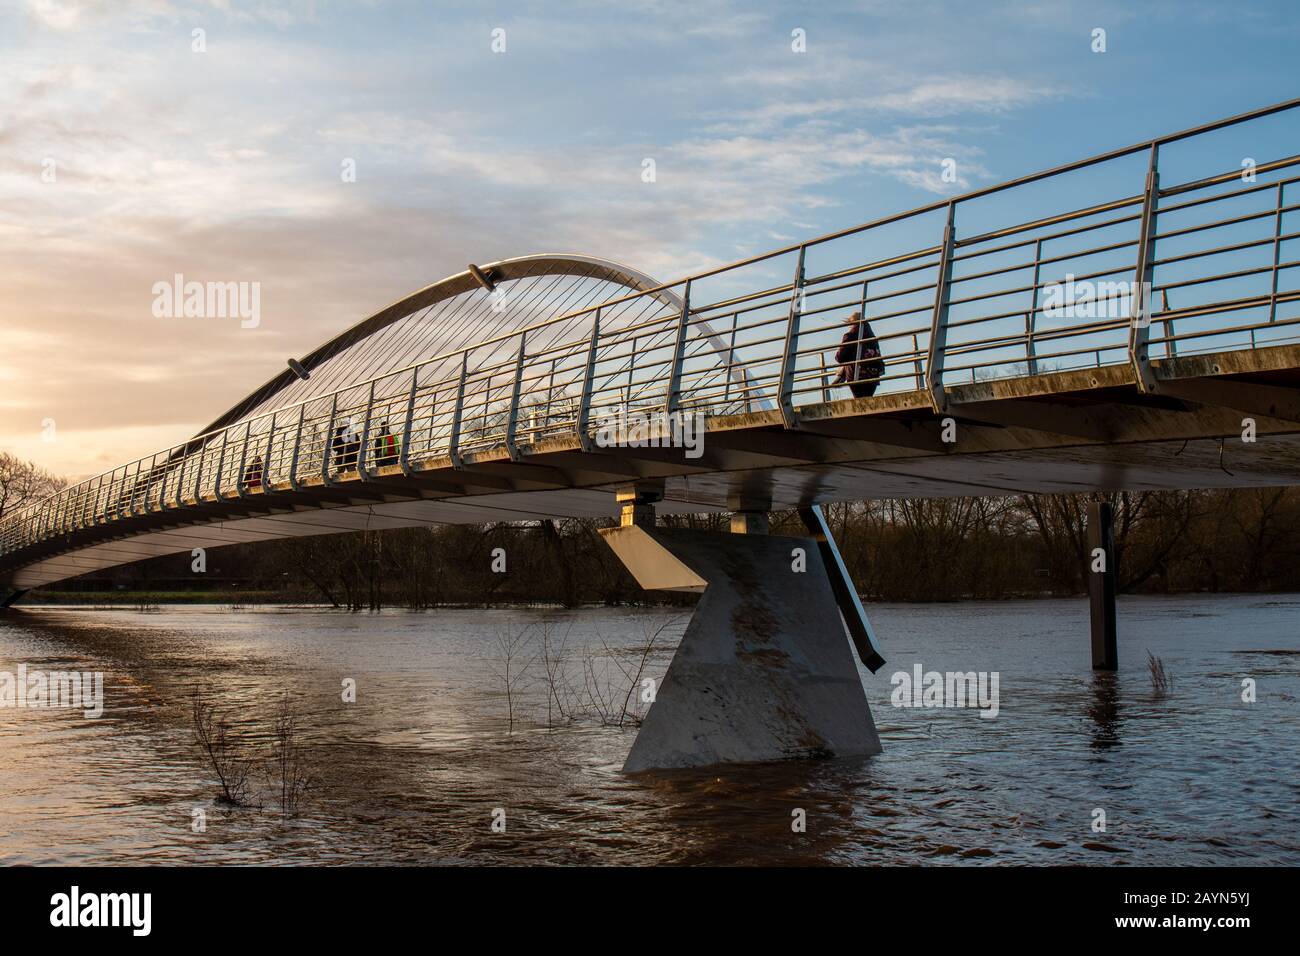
[1,596,1297,865]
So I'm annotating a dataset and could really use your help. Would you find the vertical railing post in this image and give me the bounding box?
[665,280,692,415]
[547,358,557,426]
[856,278,874,394]
[129,460,142,516]
[138,458,151,514]
[136,458,149,514]
[139,460,150,514]
[358,380,376,479]
[722,311,738,406]
[505,331,528,460]
[778,245,807,428]
[400,366,419,477]
[1128,144,1161,392]
[321,393,339,484]
[449,352,469,469]
[1269,180,1284,326]
[262,412,277,493]
[190,445,205,506]
[577,309,601,452]
[142,454,157,513]
[119,464,131,517]
[626,336,637,410]
[1162,290,1179,356]
[118,468,128,520]
[235,425,251,498]
[111,467,123,519]
[155,453,170,511]
[1027,237,1042,376]
[212,431,229,500]
[911,332,923,391]
[170,450,185,511]
[288,404,305,492]
[925,202,957,413]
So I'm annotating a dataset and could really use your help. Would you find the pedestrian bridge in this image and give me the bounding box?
[4,98,1300,602]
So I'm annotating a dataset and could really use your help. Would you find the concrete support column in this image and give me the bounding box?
[601,524,881,771]
[615,481,663,529]
[728,492,770,535]
[1088,500,1118,670]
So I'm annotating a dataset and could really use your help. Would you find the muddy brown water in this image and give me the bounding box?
[1,597,1296,865]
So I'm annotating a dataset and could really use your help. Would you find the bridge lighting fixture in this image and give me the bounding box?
[468,263,496,292]
[287,358,310,380]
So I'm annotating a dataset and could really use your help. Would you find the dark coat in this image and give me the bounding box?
[833,319,884,384]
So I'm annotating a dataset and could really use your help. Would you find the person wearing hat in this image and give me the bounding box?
[832,311,885,398]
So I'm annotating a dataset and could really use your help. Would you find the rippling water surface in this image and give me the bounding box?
[1,596,1297,865]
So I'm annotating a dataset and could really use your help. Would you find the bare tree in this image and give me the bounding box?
[489,627,536,731]
[191,688,252,805]
[0,451,65,521]
[538,621,579,728]
[613,616,677,727]
[269,694,316,815]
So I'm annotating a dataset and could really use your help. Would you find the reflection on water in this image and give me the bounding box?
[1,596,1297,865]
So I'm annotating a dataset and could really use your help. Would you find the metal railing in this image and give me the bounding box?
[4,97,1299,563]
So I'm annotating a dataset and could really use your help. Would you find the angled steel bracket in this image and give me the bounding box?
[799,504,886,672]
[468,263,495,292]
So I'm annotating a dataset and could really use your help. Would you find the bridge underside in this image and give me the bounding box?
[6,346,1300,592]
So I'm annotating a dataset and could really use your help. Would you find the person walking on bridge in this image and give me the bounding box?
[374,421,398,468]
[331,425,348,474]
[243,455,263,490]
[833,311,885,399]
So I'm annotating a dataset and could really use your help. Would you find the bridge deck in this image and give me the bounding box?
[6,342,1300,590]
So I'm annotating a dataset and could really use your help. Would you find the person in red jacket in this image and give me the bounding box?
[833,311,885,398]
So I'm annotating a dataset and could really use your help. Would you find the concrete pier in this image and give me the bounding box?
[601,524,881,772]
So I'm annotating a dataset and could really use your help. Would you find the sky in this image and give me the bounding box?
[1,0,1297,480]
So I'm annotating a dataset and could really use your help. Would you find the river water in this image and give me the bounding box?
[1,596,1296,866]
